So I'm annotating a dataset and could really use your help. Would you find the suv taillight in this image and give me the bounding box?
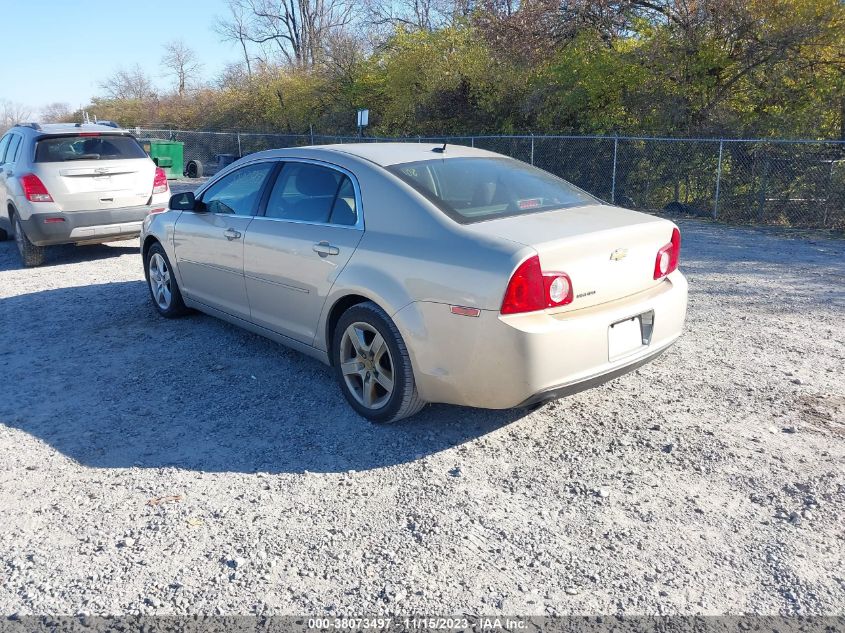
[654,227,681,279]
[501,255,573,315]
[21,174,54,202]
[153,167,168,194]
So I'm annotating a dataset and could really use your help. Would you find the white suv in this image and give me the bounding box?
[0,123,169,266]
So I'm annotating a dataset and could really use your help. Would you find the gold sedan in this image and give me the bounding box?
[141,143,688,422]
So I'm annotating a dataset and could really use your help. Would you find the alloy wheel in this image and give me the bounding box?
[148,253,173,310]
[339,321,395,409]
[14,217,24,254]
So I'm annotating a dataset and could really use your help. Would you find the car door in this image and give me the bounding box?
[173,161,276,320]
[243,160,364,345]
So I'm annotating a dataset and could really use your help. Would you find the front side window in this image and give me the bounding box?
[265,162,357,226]
[34,134,148,162]
[388,157,597,224]
[200,162,275,216]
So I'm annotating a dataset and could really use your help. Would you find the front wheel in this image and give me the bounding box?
[332,302,426,423]
[144,242,188,317]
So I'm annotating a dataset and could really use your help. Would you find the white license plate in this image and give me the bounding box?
[608,315,645,360]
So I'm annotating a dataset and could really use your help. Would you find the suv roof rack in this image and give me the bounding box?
[16,122,42,130]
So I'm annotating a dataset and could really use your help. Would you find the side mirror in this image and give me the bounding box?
[169,191,202,211]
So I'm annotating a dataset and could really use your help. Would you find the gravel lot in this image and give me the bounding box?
[0,210,843,617]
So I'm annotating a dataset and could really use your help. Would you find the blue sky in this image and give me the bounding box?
[0,0,238,115]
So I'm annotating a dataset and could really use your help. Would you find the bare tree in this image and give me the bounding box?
[215,1,254,77]
[218,0,355,69]
[40,102,73,123]
[162,41,204,96]
[0,100,32,133]
[216,61,252,89]
[323,30,367,82]
[362,0,464,34]
[99,65,157,101]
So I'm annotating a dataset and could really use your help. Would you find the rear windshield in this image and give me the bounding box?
[35,134,147,163]
[388,157,597,223]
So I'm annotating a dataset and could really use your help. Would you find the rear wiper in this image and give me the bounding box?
[64,154,101,161]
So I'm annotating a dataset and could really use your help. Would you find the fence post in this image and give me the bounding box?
[611,135,619,204]
[471,137,475,148]
[530,134,535,166]
[237,133,242,157]
[713,139,724,219]
[310,124,314,145]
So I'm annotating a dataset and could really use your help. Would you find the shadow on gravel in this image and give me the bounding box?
[0,280,522,474]
[0,241,137,271]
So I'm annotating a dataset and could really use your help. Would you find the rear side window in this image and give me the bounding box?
[0,135,10,163]
[388,157,597,224]
[34,134,147,162]
[265,162,357,225]
[5,135,22,164]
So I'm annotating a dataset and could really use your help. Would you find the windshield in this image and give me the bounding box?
[35,134,147,162]
[388,157,598,223]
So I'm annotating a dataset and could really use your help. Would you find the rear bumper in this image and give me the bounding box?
[19,205,161,246]
[515,343,670,407]
[393,271,688,409]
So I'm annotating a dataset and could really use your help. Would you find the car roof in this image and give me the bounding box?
[14,123,128,136]
[264,142,503,167]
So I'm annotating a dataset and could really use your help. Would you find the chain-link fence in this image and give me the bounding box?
[133,128,845,230]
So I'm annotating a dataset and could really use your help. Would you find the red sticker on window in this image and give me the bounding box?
[518,198,542,210]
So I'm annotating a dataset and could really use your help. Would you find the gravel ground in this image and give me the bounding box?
[0,211,843,617]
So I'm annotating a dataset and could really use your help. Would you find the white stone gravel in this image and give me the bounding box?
[0,215,843,617]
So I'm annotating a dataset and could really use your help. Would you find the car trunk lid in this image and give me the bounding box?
[466,204,678,313]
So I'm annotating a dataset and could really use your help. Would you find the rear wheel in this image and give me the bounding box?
[13,214,46,267]
[144,242,188,317]
[332,302,425,423]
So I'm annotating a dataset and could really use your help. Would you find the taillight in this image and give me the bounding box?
[654,227,681,279]
[501,255,574,315]
[21,174,54,202]
[152,167,168,194]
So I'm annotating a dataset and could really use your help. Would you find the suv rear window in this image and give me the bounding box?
[388,157,597,224]
[35,134,147,163]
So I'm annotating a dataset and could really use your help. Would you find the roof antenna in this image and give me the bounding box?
[432,142,447,154]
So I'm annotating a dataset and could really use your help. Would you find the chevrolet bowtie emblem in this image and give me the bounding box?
[610,248,628,261]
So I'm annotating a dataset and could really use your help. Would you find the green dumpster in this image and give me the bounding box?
[138,138,184,179]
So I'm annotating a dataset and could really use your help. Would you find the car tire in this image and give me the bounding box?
[13,213,46,267]
[144,242,189,318]
[332,301,426,423]
[186,160,203,179]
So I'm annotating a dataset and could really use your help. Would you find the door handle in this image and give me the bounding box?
[313,241,340,257]
[224,228,242,241]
